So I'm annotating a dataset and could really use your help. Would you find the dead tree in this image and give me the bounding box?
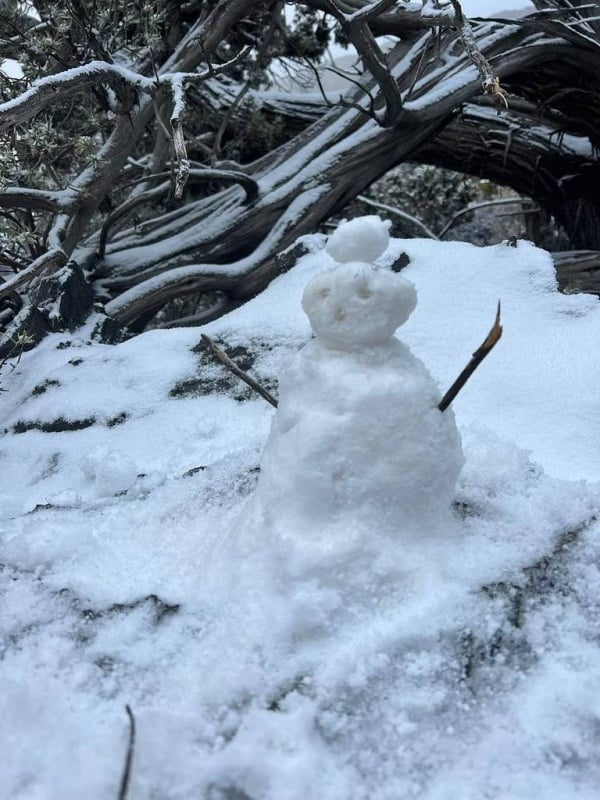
[0,0,599,353]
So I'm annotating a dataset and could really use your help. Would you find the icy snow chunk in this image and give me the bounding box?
[325,215,391,264]
[81,444,138,497]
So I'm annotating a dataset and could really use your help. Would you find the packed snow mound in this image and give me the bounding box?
[81,444,138,498]
[325,215,391,264]
[302,262,417,349]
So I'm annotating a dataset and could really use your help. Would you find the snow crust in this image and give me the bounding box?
[1,224,600,799]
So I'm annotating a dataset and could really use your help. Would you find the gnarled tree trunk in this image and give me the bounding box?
[1,0,599,348]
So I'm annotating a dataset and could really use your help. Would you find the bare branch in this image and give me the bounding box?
[157,46,252,198]
[320,0,403,125]
[438,302,502,412]
[200,334,278,408]
[449,0,509,108]
[169,83,191,200]
[438,197,538,239]
[357,194,439,239]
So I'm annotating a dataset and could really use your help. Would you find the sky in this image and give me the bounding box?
[461,0,533,14]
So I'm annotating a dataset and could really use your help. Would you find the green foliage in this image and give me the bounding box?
[223,101,287,163]
[287,6,332,60]
[369,163,479,233]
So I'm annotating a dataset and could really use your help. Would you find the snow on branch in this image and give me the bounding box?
[0,247,67,301]
[159,46,251,198]
[449,0,509,108]
[0,61,147,132]
[420,1,455,25]
[0,188,74,212]
[98,169,259,256]
[344,0,398,24]
[104,187,328,325]
[168,76,191,200]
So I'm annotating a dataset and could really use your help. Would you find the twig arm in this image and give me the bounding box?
[438,301,502,412]
[200,334,278,408]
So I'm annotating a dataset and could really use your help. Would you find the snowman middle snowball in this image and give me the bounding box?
[302,262,417,351]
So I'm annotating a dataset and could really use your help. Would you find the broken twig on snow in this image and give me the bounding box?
[200,334,278,408]
[438,302,503,412]
[117,705,136,800]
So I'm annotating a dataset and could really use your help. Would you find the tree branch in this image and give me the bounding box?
[0,61,147,132]
[449,0,509,107]
[98,169,259,256]
[0,247,68,301]
[357,194,439,238]
[0,187,73,212]
[320,0,403,125]
[437,196,538,239]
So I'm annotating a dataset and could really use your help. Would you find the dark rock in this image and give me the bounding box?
[390,252,410,272]
[31,262,94,328]
[107,412,128,427]
[183,465,207,478]
[91,313,128,344]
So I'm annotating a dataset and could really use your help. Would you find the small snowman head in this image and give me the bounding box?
[326,215,391,265]
[302,262,417,351]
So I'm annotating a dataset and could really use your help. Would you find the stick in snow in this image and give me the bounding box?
[438,302,502,412]
[117,705,136,800]
[200,334,278,408]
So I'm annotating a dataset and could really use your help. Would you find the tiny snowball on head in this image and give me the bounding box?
[326,215,392,265]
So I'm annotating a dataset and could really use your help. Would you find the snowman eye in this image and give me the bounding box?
[319,288,330,299]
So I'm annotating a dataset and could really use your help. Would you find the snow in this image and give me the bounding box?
[2,221,600,799]
[325,214,391,265]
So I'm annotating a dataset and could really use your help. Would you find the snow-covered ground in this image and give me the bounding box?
[1,230,600,799]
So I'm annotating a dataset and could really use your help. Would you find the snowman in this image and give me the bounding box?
[250,216,464,568]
